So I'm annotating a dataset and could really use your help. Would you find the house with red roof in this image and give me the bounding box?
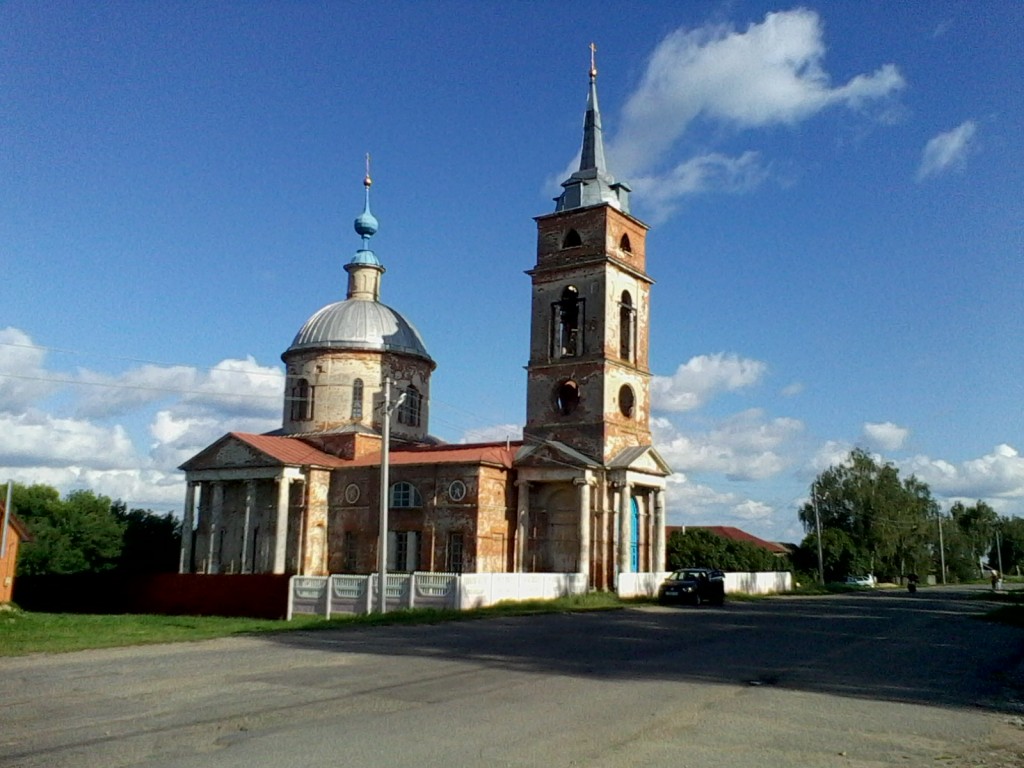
[1,499,32,604]
[666,525,789,556]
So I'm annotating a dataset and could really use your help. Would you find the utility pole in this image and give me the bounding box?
[996,528,1005,577]
[376,377,406,614]
[813,484,825,586]
[937,515,946,585]
[1,480,12,557]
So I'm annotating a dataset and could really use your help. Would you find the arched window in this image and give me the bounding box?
[554,379,580,416]
[618,384,636,418]
[397,385,422,427]
[619,290,636,362]
[389,481,422,508]
[289,378,314,422]
[551,285,584,358]
[351,378,364,419]
[619,233,632,253]
[562,229,582,248]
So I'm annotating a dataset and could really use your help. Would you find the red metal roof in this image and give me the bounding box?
[231,433,519,470]
[230,433,350,467]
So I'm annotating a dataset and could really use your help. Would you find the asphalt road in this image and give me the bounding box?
[2,587,1024,768]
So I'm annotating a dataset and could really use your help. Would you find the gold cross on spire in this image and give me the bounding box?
[589,42,597,78]
[364,152,372,187]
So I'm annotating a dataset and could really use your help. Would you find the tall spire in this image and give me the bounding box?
[555,44,631,214]
[345,154,385,301]
[578,42,607,174]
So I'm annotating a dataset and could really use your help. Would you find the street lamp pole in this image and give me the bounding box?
[376,377,406,614]
[813,484,825,586]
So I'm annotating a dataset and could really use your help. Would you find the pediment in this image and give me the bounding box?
[179,434,284,472]
[608,445,672,476]
[514,439,600,470]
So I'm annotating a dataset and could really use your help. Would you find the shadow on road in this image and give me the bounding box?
[263,588,1024,714]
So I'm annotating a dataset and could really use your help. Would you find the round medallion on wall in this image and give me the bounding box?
[447,479,467,502]
[618,384,635,418]
[344,483,361,504]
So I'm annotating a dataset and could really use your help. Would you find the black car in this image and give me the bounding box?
[658,568,725,606]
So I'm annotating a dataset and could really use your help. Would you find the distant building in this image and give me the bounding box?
[180,55,670,589]
[667,525,790,556]
[1,500,32,603]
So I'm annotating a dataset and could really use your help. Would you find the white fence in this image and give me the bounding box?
[289,570,793,619]
[288,571,588,620]
[616,570,793,599]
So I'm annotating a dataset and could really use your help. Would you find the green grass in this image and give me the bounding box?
[0,592,624,657]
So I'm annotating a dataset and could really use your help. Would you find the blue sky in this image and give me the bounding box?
[1,2,1021,544]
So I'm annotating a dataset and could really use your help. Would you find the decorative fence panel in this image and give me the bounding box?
[287,576,329,619]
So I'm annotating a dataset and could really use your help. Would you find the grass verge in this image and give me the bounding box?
[0,592,623,657]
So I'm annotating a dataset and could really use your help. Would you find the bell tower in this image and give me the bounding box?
[524,48,654,464]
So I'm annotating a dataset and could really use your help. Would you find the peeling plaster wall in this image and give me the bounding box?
[324,463,515,575]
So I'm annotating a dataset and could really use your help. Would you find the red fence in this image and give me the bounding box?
[13,573,291,619]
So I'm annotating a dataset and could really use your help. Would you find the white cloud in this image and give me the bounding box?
[0,327,284,512]
[780,381,804,397]
[0,411,138,470]
[903,444,1024,501]
[664,473,791,541]
[147,408,278,473]
[76,356,283,419]
[614,9,905,179]
[631,151,771,222]
[652,353,766,412]
[653,409,803,481]
[862,421,909,451]
[917,120,977,181]
[0,327,58,411]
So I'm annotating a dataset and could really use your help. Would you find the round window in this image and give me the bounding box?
[554,380,580,415]
[448,480,467,502]
[344,483,361,504]
[618,384,635,418]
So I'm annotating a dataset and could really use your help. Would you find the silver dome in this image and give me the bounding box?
[285,299,432,362]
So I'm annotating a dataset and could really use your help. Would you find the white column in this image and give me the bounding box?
[618,482,632,575]
[273,475,290,574]
[241,480,255,574]
[575,478,591,582]
[654,489,666,572]
[208,482,224,574]
[179,482,196,574]
[515,480,530,572]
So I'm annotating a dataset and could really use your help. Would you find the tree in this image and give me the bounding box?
[951,500,998,577]
[990,517,1024,576]
[799,449,938,581]
[15,484,124,575]
[111,501,182,573]
[667,529,785,572]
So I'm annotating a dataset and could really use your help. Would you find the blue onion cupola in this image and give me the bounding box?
[284,160,433,364]
[344,157,385,300]
[351,160,380,267]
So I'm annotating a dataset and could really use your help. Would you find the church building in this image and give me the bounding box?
[179,55,670,590]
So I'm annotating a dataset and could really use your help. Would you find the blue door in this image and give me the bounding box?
[630,497,640,571]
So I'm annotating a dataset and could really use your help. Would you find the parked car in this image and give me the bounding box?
[658,568,725,606]
[844,575,875,588]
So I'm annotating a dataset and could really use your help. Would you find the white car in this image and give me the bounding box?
[844,575,875,588]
